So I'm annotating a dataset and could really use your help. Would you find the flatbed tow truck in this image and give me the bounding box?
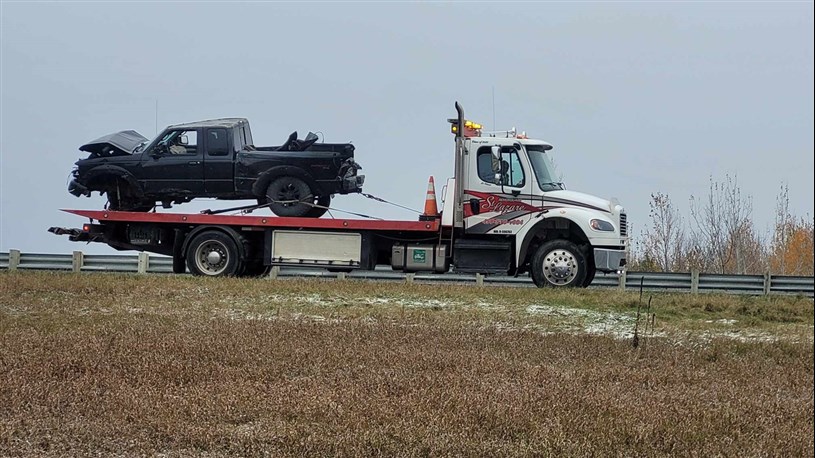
[51,103,628,287]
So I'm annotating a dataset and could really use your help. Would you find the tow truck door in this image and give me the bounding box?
[140,129,205,195]
[463,141,534,235]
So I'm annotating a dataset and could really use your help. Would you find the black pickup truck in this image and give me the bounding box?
[68,118,364,217]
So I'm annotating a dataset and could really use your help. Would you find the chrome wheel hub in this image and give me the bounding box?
[194,241,229,275]
[542,249,578,285]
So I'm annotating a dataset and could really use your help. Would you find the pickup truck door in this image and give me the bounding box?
[203,127,234,195]
[140,129,205,196]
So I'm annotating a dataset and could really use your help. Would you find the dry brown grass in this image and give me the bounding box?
[1,271,813,457]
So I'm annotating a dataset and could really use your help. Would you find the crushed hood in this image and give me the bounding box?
[79,130,149,155]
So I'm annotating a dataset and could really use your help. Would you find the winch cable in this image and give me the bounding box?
[359,192,421,214]
[203,191,419,221]
[249,197,384,220]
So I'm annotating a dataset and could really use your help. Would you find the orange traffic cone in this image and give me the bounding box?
[420,176,439,221]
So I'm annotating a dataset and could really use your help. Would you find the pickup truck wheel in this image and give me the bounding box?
[266,176,313,217]
[186,231,242,277]
[305,195,331,218]
[107,197,153,212]
[531,240,587,288]
[106,185,153,212]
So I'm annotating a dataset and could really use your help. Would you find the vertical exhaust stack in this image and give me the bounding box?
[453,101,465,228]
[420,176,439,221]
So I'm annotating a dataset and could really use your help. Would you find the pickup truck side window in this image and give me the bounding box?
[207,128,229,156]
[164,130,197,155]
[232,128,243,152]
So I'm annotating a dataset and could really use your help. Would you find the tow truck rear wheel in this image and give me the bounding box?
[531,240,587,288]
[186,231,242,276]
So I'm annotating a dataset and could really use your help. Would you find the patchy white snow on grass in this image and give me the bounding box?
[206,294,800,344]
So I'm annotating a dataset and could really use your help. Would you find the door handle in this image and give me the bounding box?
[188,161,201,165]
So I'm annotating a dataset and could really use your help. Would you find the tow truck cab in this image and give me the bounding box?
[442,105,627,287]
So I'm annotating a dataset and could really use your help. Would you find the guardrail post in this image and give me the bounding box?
[137,252,149,274]
[337,272,347,281]
[269,266,280,280]
[406,273,415,284]
[475,273,484,286]
[8,250,20,271]
[72,251,84,273]
[618,270,627,291]
[763,271,771,296]
[691,269,699,294]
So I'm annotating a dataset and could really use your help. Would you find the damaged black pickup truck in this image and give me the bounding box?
[68,118,364,217]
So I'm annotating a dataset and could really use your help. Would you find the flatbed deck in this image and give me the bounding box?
[63,209,441,232]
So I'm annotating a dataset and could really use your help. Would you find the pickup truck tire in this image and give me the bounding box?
[531,239,587,288]
[105,180,153,212]
[107,197,154,212]
[305,195,331,218]
[186,231,242,276]
[266,176,313,217]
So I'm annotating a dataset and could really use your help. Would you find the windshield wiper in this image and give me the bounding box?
[133,141,148,153]
[540,181,564,190]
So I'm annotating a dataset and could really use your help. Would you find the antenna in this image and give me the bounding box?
[492,86,496,131]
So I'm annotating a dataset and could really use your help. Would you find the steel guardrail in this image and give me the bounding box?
[0,250,812,297]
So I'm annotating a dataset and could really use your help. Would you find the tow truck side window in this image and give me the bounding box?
[504,150,525,188]
[476,147,499,184]
[476,146,525,187]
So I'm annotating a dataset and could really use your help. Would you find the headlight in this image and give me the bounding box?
[590,219,615,232]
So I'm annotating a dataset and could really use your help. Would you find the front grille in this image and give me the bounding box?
[619,213,627,236]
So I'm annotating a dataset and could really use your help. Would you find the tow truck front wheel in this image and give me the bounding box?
[186,231,242,276]
[531,240,587,288]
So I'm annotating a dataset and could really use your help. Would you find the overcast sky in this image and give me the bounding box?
[1,1,813,255]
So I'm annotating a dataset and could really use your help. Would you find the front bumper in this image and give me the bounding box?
[593,247,627,273]
[68,179,91,197]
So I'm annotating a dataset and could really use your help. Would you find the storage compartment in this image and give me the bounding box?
[391,244,448,273]
[453,239,512,274]
[270,230,361,267]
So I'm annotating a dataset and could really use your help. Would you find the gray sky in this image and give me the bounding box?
[1,1,813,255]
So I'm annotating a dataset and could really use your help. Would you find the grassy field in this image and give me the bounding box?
[1,271,813,456]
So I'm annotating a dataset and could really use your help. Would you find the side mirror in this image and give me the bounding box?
[152,144,168,158]
[178,134,189,146]
[491,145,501,160]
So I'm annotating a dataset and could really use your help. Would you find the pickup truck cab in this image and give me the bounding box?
[68,118,364,217]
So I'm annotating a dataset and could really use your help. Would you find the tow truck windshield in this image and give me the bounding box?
[526,144,564,191]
